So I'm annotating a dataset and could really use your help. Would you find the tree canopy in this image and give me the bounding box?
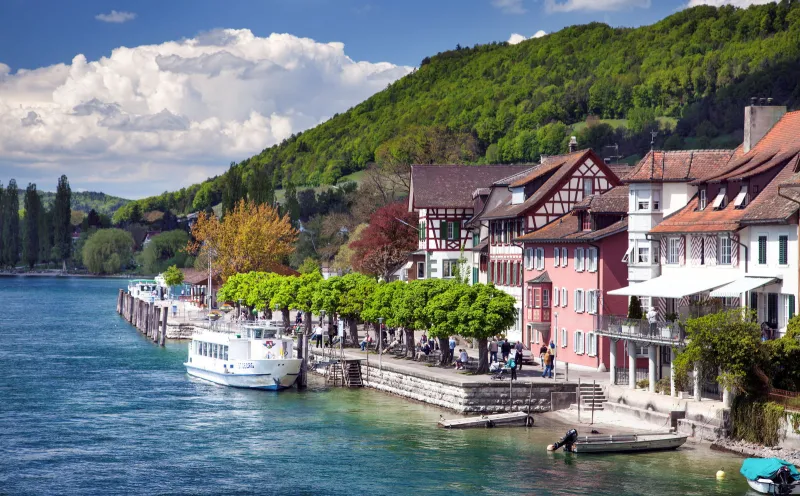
[82,228,134,274]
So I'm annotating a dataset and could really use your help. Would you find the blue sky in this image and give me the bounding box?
[0,0,773,197]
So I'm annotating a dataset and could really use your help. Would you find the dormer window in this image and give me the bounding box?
[712,187,727,210]
[734,185,748,209]
[511,187,525,205]
[699,189,707,210]
[582,213,592,231]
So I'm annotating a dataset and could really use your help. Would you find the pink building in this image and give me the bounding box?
[516,186,633,371]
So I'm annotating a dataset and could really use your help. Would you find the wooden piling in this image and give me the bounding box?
[160,306,167,346]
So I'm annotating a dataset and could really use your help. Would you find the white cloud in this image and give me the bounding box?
[685,0,775,7]
[95,10,137,23]
[0,29,413,198]
[544,0,650,12]
[507,30,547,44]
[492,0,527,14]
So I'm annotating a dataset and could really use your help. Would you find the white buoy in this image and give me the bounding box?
[716,469,725,480]
[546,444,555,451]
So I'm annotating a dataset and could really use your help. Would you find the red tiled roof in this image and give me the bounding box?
[608,164,634,180]
[516,215,627,243]
[624,150,735,183]
[507,154,574,188]
[573,185,629,214]
[410,165,532,209]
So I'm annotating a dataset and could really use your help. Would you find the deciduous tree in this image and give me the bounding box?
[163,265,185,287]
[3,180,20,267]
[52,175,72,266]
[82,228,134,274]
[23,183,41,268]
[350,201,417,281]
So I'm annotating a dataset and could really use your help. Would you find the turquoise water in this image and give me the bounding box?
[0,278,752,495]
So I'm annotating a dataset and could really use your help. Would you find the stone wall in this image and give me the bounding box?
[310,353,576,414]
[167,324,196,339]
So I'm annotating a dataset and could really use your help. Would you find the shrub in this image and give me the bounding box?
[636,379,649,389]
[628,296,643,320]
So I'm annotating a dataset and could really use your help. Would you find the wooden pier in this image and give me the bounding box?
[116,289,167,346]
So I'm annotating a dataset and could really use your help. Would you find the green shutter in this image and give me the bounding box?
[790,295,796,320]
[472,267,479,285]
[440,221,447,240]
[453,220,460,241]
[780,236,788,265]
[759,236,767,264]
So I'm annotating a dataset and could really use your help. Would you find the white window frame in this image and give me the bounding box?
[542,289,550,308]
[553,286,559,306]
[587,247,598,272]
[561,288,568,308]
[587,332,597,357]
[575,247,585,272]
[561,247,568,268]
[653,190,661,211]
[442,259,458,278]
[699,188,707,210]
[574,289,585,313]
[535,248,545,270]
[561,328,568,348]
[734,185,748,208]
[583,178,593,198]
[784,294,791,329]
[573,330,585,355]
[637,242,650,264]
[525,248,534,270]
[712,187,726,209]
[587,290,598,315]
[554,247,560,267]
[417,262,425,279]
[719,235,732,265]
[636,190,650,211]
[667,237,680,265]
[447,221,456,240]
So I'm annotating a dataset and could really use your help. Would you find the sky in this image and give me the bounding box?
[0,0,777,199]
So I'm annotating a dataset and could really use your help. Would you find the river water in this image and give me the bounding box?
[0,278,754,495]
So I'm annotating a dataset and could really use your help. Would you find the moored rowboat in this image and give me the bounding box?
[573,432,688,453]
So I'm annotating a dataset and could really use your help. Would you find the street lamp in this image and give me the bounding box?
[378,317,384,372]
[319,310,326,358]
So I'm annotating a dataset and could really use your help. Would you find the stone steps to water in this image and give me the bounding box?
[575,384,606,410]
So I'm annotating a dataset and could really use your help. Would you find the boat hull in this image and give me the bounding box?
[747,479,800,495]
[185,360,301,390]
[574,435,688,453]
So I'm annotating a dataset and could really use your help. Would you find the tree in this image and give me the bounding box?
[350,201,418,280]
[82,229,134,274]
[337,273,378,345]
[0,181,4,265]
[86,209,101,229]
[402,279,456,364]
[163,265,185,287]
[52,175,72,266]
[38,206,52,263]
[3,180,20,267]
[298,257,320,274]
[293,270,324,335]
[222,163,245,215]
[23,183,41,268]
[332,224,367,273]
[363,281,411,356]
[249,164,274,206]
[142,230,190,274]
[284,182,300,225]
[459,284,518,374]
[627,296,643,320]
[189,200,298,280]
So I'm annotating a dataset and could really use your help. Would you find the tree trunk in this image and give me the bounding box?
[349,318,358,347]
[405,328,415,359]
[304,311,312,335]
[439,337,450,366]
[476,337,489,374]
[281,307,290,333]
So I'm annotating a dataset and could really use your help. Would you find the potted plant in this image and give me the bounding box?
[622,296,643,335]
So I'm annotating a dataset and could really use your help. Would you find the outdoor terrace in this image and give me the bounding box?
[593,314,685,346]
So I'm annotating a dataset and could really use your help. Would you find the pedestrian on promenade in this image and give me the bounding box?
[539,344,548,369]
[515,345,524,371]
[501,339,511,362]
[508,356,517,380]
[542,346,554,379]
[489,339,499,363]
[448,336,457,364]
[647,307,658,336]
[455,349,469,370]
[420,333,427,345]
[314,325,323,348]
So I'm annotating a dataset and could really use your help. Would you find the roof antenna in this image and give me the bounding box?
[650,130,659,150]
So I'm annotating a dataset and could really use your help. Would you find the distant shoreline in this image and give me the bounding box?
[0,272,144,280]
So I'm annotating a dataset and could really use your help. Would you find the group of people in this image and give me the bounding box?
[539,342,556,378]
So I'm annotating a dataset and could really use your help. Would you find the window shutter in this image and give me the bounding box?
[780,236,788,266]
[562,248,568,268]
[573,333,577,353]
[440,221,447,240]
[660,238,667,264]
[453,221,461,241]
[574,290,578,311]
[791,295,796,320]
[563,288,567,307]
[553,287,559,306]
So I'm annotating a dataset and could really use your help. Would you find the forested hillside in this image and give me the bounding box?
[18,190,129,217]
[114,1,800,223]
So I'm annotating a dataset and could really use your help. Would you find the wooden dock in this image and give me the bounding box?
[116,289,167,346]
[438,411,534,429]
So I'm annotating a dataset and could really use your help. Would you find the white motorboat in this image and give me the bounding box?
[741,458,800,495]
[549,429,687,454]
[127,279,158,301]
[185,321,301,391]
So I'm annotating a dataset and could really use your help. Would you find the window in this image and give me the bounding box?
[583,178,593,198]
[780,235,788,266]
[561,328,568,348]
[668,238,680,265]
[575,247,585,272]
[535,248,545,270]
[554,247,560,267]
[561,288,568,307]
[472,267,479,285]
[582,213,592,231]
[575,289,585,313]
[543,289,550,308]
[533,288,541,308]
[213,344,218,359]
[586,290,598,314]
[712,187,727,209]
[587,247,598,272]
[561,248,568,268]
[636,190,650,211]
[653,190,661,211]
[699,189,707,210]
[758,235,767,265]
[734,185,748,208]
[445,221,459,240]
[637,243,650,264]
[587,332,597,357]
[524,248,532,270]
[719,235,732,265]
[519,263,523,287]
[472,232,480,247]
[553,287,559,306]
[442,260,458,278]
[223,346,229,361]
[700,237,705,265]
[573,330,585,355]
[512,262,518,286]
[505,262,510,286]
[417,262,425,279]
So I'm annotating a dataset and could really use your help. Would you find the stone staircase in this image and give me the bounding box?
[571,383,606,411]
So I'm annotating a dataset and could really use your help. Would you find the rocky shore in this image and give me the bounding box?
[711,438,800,466]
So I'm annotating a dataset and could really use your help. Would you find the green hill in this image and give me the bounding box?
[115,2,800,222]
[18,190,130,217]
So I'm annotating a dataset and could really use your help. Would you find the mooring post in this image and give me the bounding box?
[298,334,307,389]
[578,377,581,423]
[509,379,513,412]
[160,306,168,346]
[151,303,158,342]
[591,379,596,425]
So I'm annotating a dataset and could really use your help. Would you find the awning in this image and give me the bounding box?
[709,276,779,297]
[403,261,414,270]
[608,273,737,299]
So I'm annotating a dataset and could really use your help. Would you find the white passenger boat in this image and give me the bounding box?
[127,279,158,301]
[184,320,302,391]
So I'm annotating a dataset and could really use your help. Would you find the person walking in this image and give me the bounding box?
[501,339,511,362]
[539,344,548,370]
[508,356,517,381]
[314,324,323,348]
[489,339,499,363]
[542,345,555,379]
[647,306,658,337]
[448,336,457,364]
[514,342,524,371]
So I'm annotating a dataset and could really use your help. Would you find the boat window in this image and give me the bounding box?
[203,342,208,357]
[223,346,229,361]
[213,344,219,359]
[254,329,262,339]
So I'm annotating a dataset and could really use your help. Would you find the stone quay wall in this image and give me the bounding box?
[310,351,577,414]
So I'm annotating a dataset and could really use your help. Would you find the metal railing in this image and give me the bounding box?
[614,367,649,385]
[768,388,800,412]
[594,315,685,345]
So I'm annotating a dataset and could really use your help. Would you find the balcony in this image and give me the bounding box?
[594,314,685,346]
[526,307,551,328]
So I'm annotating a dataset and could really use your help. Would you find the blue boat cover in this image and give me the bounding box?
[740,458,800,481]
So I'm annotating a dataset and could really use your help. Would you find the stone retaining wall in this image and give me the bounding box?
[310,351,576,414]
[167,324,196,339]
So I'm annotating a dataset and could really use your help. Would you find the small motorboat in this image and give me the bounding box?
[547,429,687,454]
[741,458,800,495]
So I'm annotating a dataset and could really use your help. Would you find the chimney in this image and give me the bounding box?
[568,136,578,153]
[744,97,786,153]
